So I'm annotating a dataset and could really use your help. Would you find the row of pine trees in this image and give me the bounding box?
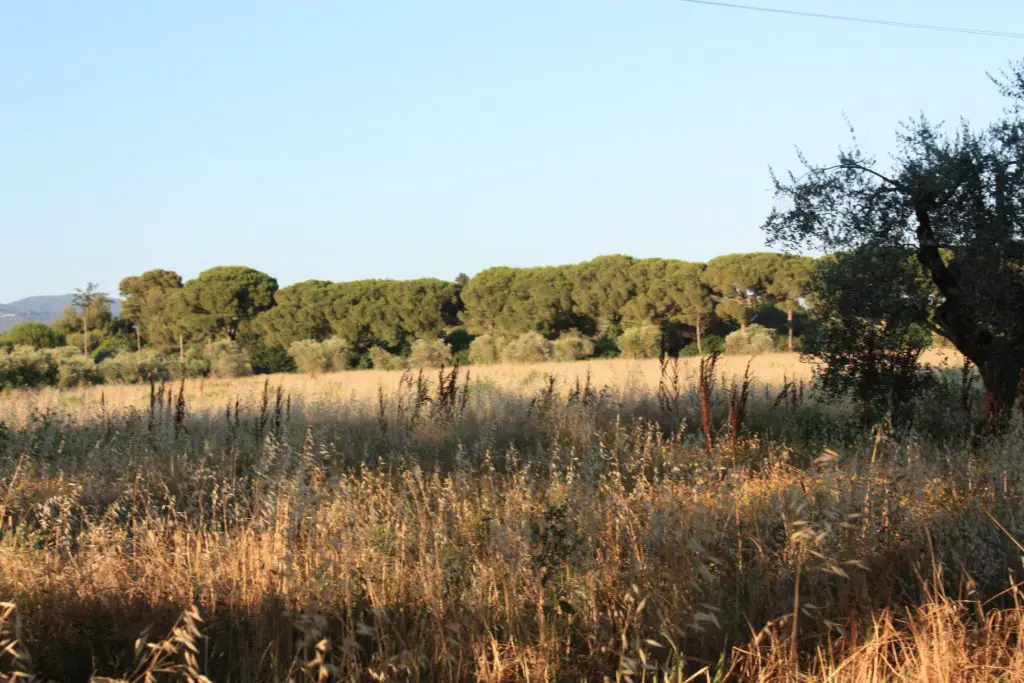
[0,252,816,387]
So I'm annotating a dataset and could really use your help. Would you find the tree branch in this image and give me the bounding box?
[820,161,908,191]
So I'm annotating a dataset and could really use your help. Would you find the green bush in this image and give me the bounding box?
[679,335,725,357]
[468,335,506,365]
[321,338,353,371]
[288,337,352,374]
[99,349,172,384]
[501,332,554,364]
[51,347,101,388]
[618,323,662,359]
[0,345,58,388]
[444,328,474,356]
[367,347,406,371]
[773,335,803,353]
[91,336,133,363]
[0,322,65,350]
[408,339,453,369]
[592,334,622,358]
[724,324,776,355]
[552,333,595,362]
[249,344,295,375]
[288,339,329,374]
[168,348,212,380]
[207,341,253,378]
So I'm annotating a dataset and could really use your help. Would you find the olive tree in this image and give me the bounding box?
[764,60,1024,430]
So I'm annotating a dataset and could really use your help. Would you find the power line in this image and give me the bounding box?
[679,0,1024,39]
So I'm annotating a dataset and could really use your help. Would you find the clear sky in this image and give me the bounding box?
[2,1,1023,302]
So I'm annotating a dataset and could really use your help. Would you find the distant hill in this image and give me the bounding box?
[0,295,122,333]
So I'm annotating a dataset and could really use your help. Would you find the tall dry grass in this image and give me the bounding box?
[0,351,1018,682]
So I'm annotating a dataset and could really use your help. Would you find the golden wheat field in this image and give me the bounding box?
[4,349,1024,683]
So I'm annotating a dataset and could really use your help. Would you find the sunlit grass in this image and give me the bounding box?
[1,348,1016,682]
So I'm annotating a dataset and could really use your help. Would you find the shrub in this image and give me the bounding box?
[468,335,506,365]
[249,344,295,375]
[289,339,329,374]
[502,332,554,364]
[592,334,622,358]
[52,348,101,388]
[0,322,65,350]
[207,341,253,378]
[288,338,351,374]
[679,335,725,357]
[0,345,58,388]
[367,347,406,371]
[724,325,776,355]
[774,334,802,353]
[552,332,595,362]
[618,323,662,359]
[91,336,132,363]
[444,328,474,356]
[99,349,172,384]
[409,339,453,369]
[321,338,353,371]
[169,348,212,380]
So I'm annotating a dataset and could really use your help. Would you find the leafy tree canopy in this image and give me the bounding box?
[764,59,1024,427]
[0,322,65,350]
[182,266,278,341]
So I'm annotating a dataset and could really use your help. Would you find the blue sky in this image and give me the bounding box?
[2,1,1022,301]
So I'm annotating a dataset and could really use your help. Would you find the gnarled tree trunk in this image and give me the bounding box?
[914,203,1022,432]
[978,345,1022,433]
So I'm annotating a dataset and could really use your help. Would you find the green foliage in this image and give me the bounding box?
[724,324,776,355]
[328,279,460,350]
[569,255,637,329]
[444,328,473,355]
[119,269,184,349]
[0,346,58,388]
[321,338,353,372]
[54,284,115,355]
[0,322,65,350]
[98,350,172,384]
[501,332,554,364]
[288,338,352,374]
[1,251,828,389]
[617,323,662,359]
[171,348,212,380]
[623,261,714,342]
[249,342,295,375]
[183,266,278,341]
[702,253,774,328]
[592,335,622,358]
[49,347,101,388]
[764,59,1024,424]
[714,298,753,328]
[288,339,329,374]
[468,335,505,365]
[253,280,335,348]
[409,339,454,369]
[552,332,595,362]
[91,335,133,363]
[679,335,725,357]
[367,347,406,371]
[802,248,934,424]
[206,341,253,378]
[461,267,575,336]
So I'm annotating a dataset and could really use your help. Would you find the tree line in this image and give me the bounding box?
[0,252,818,387]
[7,57,1023,432]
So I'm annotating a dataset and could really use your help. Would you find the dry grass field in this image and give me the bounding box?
[4,349,1023,682]
[0,350,962,424]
